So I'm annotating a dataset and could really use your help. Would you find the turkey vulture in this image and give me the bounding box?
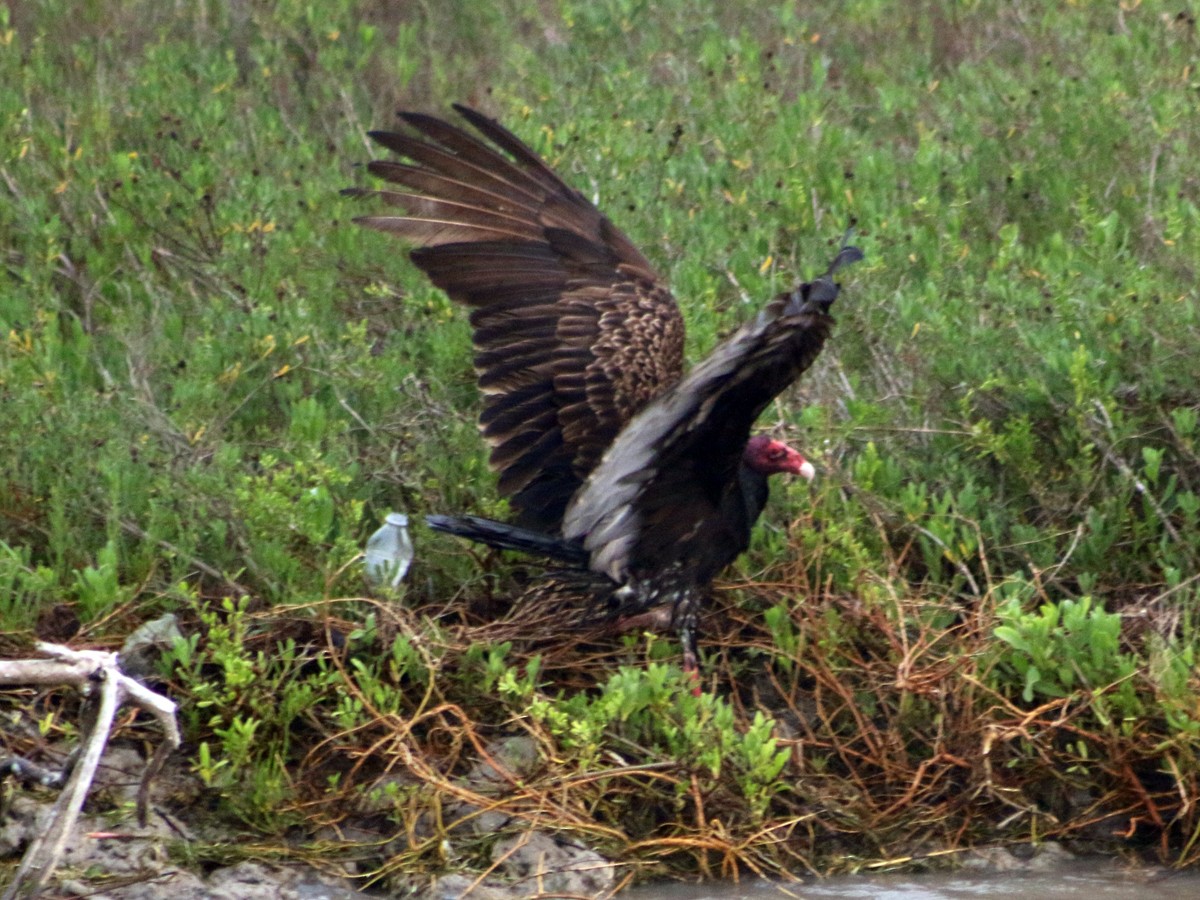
[346,104,861,679]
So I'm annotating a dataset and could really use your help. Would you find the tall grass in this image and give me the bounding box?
[2,0,1199,883]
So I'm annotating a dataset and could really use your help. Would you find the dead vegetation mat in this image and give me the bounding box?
[5,561,1200,890]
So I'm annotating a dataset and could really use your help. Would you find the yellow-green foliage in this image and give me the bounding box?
[3,0,1200,880]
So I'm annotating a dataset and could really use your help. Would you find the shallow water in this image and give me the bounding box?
[620,861,1200,899]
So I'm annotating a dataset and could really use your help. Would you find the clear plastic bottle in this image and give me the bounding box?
[364,512,414,588]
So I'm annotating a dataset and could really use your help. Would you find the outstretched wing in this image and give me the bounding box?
[564,246,863,583]
[347,105,685,532]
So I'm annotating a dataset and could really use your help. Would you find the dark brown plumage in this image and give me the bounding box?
[348,105,685,533]
[347,104,861,680]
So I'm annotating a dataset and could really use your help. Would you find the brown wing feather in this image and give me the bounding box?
[348,107,685,531]
[564,246,862,583]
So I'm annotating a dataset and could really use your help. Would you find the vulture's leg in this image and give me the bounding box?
[674,587,703,697]
[611,586,704,694]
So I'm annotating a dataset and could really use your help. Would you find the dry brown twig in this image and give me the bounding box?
[0,642,181,900]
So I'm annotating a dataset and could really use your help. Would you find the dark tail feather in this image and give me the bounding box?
[425,514,589,566]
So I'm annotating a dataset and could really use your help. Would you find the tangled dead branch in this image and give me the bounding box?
[0,642,180,899]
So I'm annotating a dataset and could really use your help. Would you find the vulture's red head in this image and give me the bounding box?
[743,435,815,481]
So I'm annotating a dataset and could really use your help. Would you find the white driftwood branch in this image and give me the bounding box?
[0,642,181,900]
